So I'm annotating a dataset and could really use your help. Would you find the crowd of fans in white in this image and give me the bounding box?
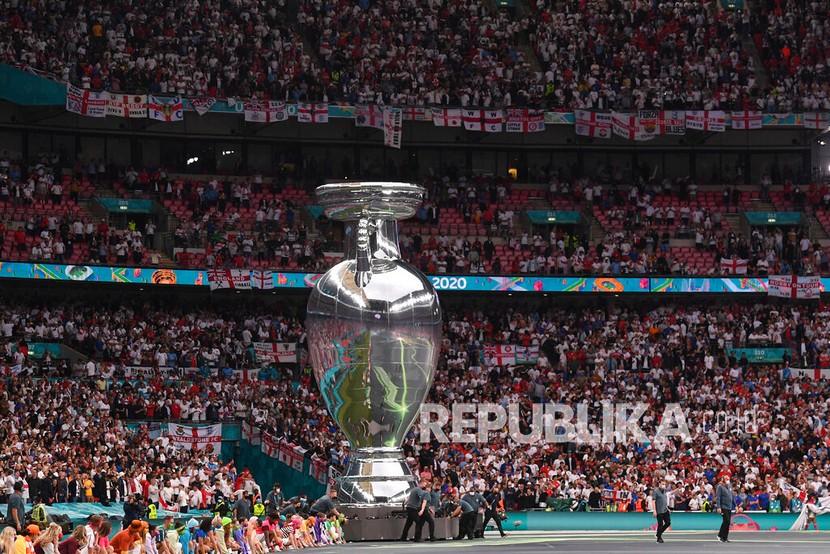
[0,0,826,109]
[3,152,829,278]
[0,297,828,514]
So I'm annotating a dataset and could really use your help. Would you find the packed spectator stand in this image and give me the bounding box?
[3,150,830,276]
[0,293,828,517]
[1,0,827,110]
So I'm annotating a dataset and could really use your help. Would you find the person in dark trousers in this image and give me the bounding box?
[400,480,428,542]
[715,474,736,543]
[482,484,507,537]
[6,481,25,531]
[653,476,685,543]
[418,480,440,542]
[451,489,476,540]
[462,488,488,538]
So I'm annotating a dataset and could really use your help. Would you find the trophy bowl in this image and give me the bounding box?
[306,182,442,506]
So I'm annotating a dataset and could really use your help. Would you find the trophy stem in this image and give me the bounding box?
[336,447,417,507]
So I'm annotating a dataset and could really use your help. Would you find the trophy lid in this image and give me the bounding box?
[316,182,424,221]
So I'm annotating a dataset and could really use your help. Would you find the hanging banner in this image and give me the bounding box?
[803,113,830,130]
[65,84,107,117]
[659,110,686,135]
[297,103,328,123]
[207,269,251,291]
[383,107,403,149]
[402,106,431,121]
[190,97,217,116]
[167,423,222,452]
[106,93,148,118]
[462,108,484,131]
[575,110,612,138]
[685,111,726,132]
[731,111,763,130]
[148,96,184,122]
[309,458,328,484]
[506,108,545,133]
[612,112,654,141]
[783,368,830,380]
[768,275,821,299]
[432,107,462,127]
[251,270,274,289]
[244,100,287,123]
[355,104,385,129]
[241,421,262,446]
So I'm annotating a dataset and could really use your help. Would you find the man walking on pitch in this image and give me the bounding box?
[715,474,736,542]
[653,474,684,543]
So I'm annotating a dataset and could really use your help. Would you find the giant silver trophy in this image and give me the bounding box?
[307,182,442,506]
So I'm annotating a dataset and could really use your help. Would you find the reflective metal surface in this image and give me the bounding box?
[307,182,442,506]
[317,182,425,221]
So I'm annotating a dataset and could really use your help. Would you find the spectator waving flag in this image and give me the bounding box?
[432,107,462,127]
[251,270,274,289]
[355,104,385,129]
[685,111,726,132]
[803,113,830,130]
[148,96,184,122]
[462,108,484,131]
[483,109,504,132]
[484,345,517,365]
[106,93,148,118]
[65,84,107,117]
[731,111,763,130]
[720,257,748,274]
[575,110,612,138]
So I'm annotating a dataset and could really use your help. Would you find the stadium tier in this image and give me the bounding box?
[1,0,827,109]
[1,157,828,276]
[0,292,828,518]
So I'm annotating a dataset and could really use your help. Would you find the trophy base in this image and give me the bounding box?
[336,447,418,506]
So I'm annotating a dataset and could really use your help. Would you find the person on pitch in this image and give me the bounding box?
[400,479,429,542]
[652,474,685,543]
[715,473,736,543]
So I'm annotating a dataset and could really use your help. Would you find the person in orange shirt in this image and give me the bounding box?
[109,522,142,554]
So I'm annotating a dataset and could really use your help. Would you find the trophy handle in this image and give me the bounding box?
[354,216,373,287]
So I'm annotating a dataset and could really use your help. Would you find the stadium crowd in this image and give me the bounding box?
[750,0,830,112]
[3,149,829,277]
[1,0,827,109]
[0,296,828,518]
[528,0,759,111]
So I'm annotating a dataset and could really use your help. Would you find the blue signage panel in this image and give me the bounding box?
[1,261,829,294]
